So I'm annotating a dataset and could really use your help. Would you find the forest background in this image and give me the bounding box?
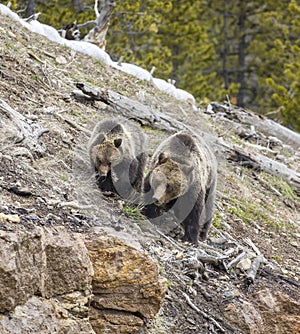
[5,0,300,131]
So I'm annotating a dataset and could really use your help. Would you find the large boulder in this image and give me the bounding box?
[223,288,300,334]
[0,296,95,334]
[85,232,167,334]
[0,226,93,333]
[0,225,166,334]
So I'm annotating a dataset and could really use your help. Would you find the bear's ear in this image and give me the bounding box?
[109,124,123,135]
[177,133,195,150]
[114,138,122,148]
[158,152,168,164]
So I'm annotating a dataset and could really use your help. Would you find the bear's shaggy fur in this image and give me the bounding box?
[88,118,146,200]
[143,130,217,244]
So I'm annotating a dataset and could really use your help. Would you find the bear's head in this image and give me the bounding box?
[149,152,193,206]
[92,137,123,178]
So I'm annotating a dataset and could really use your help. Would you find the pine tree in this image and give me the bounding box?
[158,1,221,101]
[106,1,173,76]
[263,0,300,131]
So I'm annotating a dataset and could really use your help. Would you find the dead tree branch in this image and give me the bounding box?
[75,82,188,132]
[229,145,300,192]
[182,291,226,332]
[0,99,48,156]
[209,102,300,149]
[83,0,116,49]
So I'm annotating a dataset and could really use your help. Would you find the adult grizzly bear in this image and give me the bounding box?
[143,131,217,244]
[88,118,146,200]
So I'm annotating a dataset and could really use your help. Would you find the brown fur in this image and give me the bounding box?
[143,131,217,245]
[88,118,146,200]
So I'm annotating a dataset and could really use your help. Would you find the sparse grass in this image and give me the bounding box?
[273,254,282,264]
[123,203,144,220]
[261,172,298,200]
[228,196,279,229]
[32,74,40,81]
[60,174,67,181]
[213,211,222,229]
[5,41,18,51]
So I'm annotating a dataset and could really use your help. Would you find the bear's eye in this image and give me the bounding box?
[166,184,173,192]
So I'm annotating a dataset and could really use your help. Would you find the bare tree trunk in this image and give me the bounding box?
[236,8,246,107]
[84,0,116,50]
[222,0,229,90]
[25,0,36,18]
[72,0,83,13]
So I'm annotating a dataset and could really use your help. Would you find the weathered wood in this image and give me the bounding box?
[182,291,226,332]
[76,82,187,132]
[229,145,300,192]
[209,102,300,149]
[246,254,264,282]
[0,99,48,156]
[83,0,116,50]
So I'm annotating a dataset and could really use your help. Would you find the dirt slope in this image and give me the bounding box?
[0,13,299,334]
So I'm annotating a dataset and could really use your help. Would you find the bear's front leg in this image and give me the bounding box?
[181,193,205,245]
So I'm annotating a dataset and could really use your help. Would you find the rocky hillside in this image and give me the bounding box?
[0,12,299,334]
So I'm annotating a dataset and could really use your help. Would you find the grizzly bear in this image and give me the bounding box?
[143,130,217,244]
[88,118,146,201]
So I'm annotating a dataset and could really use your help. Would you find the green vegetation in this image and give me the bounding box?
[60,174,67,181]
[11,0,300,131]
[264,173,299,203]
[213,211,222,229]
[228,196,278,228]
[5,41,18,51]
[123,204,144,220]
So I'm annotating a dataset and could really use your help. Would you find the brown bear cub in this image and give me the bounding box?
[143,130,217,245]
[88,118,146,201]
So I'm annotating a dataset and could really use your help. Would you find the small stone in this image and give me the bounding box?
[175,251,184,259]
[236,258,252,271]
[224,291,234,298]
[55,55,67,64]
[0,213,21,223]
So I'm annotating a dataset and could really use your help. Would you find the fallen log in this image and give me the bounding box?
[76,82,187,132]
[208,102,300,149]
[0,99,48,156]
[229,145,300,192]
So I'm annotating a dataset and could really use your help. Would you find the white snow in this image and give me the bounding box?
[111,62,152,81]
[0,4,195,104]
[152,78,177,96]
[64,40,113,66]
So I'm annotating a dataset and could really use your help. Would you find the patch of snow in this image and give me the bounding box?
[40,24,62,44]
[112,62,152,81]
[173,88,195,103]
[64,40,113,66]
[0,4,19,20]
[152,78,177,96]
[0,4,195,103]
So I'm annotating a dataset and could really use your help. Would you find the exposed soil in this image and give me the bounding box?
[0,13,299,334]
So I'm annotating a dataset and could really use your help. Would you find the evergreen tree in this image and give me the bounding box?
[6,0,299,130]
[106,1,173,76]
[158,1,221,101]
[263,0,300,131]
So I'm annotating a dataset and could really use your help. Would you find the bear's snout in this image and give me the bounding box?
[98,165,110,178]
[152,186,166,206]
